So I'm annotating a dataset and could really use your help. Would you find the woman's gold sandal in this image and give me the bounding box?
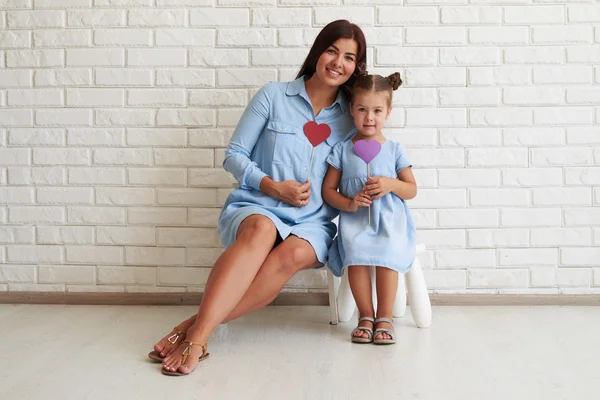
[162,340,210,376]
[148,326,187,362]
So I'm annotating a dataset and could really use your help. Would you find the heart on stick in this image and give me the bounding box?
[303,121,331,147]
[354,139,382,164]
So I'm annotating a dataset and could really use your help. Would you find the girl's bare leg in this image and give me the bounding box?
[348,265,375,339]
[374,267,399,341]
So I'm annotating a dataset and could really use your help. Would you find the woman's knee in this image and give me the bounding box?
[267,242,317,276]
[237,215,277,243]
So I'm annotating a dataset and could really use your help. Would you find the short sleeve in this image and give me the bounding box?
[394,142,412,173]
[326,141,344,170]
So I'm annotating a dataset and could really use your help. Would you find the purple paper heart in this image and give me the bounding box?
[354,139,382,164]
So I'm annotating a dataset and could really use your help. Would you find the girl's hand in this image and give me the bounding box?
[273,180,311,207]
[363,176,394,199]
[348,191,372,212]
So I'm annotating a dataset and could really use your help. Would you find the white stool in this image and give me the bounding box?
[327,243,431,328]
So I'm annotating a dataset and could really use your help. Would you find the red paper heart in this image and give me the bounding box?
[303,121,331,147]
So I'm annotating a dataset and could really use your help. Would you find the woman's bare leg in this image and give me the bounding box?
[348,265,375,339]
[374,267,399,341]
[162,235,319,374]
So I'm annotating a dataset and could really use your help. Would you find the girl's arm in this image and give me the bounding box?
[322,165,372,212]
[363,167,417,200]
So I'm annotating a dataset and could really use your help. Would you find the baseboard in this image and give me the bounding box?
[1,292,600,306]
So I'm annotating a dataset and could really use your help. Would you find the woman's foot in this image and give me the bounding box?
[374,317,396,345]
[351,316,374,343]
[162,325,209,375]
[153,315,196,358]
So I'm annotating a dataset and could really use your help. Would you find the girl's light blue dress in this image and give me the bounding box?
[326,138,417,277]
[218,76,355,264]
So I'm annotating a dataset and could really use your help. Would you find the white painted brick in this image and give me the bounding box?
[128,286,186,293]
[157,227,219,246]
[439,169,499,188]
[251,49,308,67]
[68,207,126,225]
[531,147,591,167]
[441,6,501,24]
[565,167,600,185]
[66,88,124,107]
[67,10,125,28]
[37,226,93,244]
[0,110,33,127]
[157,267,210,286]
[128,207,187,225]
[214,149,226,166]
[8,283,67,292]
[94,29,151,46]
[0,70,32,88]
[8,128,64,146]
[500,248,558,267]
[437,249,496,268]
[128,9,185,27]
[188,208,220,227]
[69,167,125,185]
[439,128,502,147]
[387,128,437,146]
[0,265,36,283]
[7,50,63,67]
[532,188,592,206]
[189,129,233,148]
[217,69,276,87]
[567,47,600,64]
[470,109,532,127]
[0,227,34,244]
[67,49,124,67]
[190,8,248,27]
[391,88,436,107]
[127,89,185,107]
[504,47,564,64]
[217,109,243,127]
[95,69,152,86]
[33,29,90,48]
[314,7,374,26]
[277,28,319,46]
[0,0,31,9]
[126,128,186,147]
[533,26,593,45]
[470,188,529,207]
[67,128,124,146]
[564,208,600,226]
[468,269,527,288]
[502,168,563,187]
[8,167,64,185]
[410,210,435,230]
[406,27,466,45]
[503,128,564,146]
[530,228,592,247]
[594,188,600,206]
[95,109,155,127]
[8,10,64,28]
[406,149,464,167]
[503,88,564,106]
[97,187,153,206]
[504,6,564,24]
[279,0,334,4]
[467,148,528,167]
[37,187,93,205]
[439,88,500,107]
[218,28,275,47]
[251,8,310,26]
[156,69,214,87]
[360,27,403,45]
[35,0,95,8]
[596,268,600,285]
[157,188,217,206]
[153,149,212,167]
[0,149,30,165]
[156,109,214,127]
[189,90,246,107]
[156,29,214,46]
[187,247,222,266]
[66,245,123,265]
[422,269,466,290]
[36,108,92,127]
[39,265,94,284]
[0,187,33,204]
[440,47,500,66]
[95,0,152,5]
[534,66,592,84]
[561,248,600,267]
[404,67,466,86]
[0,30,31,48]
[531,268,590,288]
[35,69,91,86]
[9,206,64,224]
[93,148,152,166]
[33,148,89,166]
[97,266,156,285]
[378,6,437,25]
[501,208,561,227]
[8,89,63,106]
[128,49,185,67]
[566,88,600,105]
[568,5,600,23]
[97,227,155,246]
[468,27,528,45]
[406,108,466,127]
[468,67,530,86]
[189,168,236,187]
[468,228,528,248]
[128,168,186,186]
[417,229,465,249]
[125,246,185,266]
[410,189,466,208]
[7,245,63,263]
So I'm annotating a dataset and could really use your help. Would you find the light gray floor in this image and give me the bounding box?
[0,304,598,400]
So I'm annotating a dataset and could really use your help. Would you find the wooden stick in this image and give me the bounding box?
[367,163,370,225]
[307,147,314,183]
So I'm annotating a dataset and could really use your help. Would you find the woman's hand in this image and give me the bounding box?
[348,191,372,212]
[363,176,395,199]
[273,180,311,207]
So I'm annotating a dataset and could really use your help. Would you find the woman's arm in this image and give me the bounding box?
[363,167,417,200]
[322,165,372,212]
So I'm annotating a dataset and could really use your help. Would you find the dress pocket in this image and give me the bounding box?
[267,121,304,166]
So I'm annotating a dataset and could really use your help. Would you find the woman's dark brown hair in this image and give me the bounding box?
[296,20,367,92]
[351,72,403,107]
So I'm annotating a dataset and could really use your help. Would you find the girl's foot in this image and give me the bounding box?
[162,326,209,375]
[374,317,396,345]
[153,315,196,358]
[351,316,375,343]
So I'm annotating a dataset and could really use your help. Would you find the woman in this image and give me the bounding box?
[152,20,367,376]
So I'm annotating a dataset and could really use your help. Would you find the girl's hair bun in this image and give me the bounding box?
[387,72,402,91]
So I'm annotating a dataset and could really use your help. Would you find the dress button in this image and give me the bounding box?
[303,167,307,171]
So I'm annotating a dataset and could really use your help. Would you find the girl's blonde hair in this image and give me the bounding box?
[351,72,403,107]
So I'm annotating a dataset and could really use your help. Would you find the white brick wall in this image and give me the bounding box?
[0,1,598,295]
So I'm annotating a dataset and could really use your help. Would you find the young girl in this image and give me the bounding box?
[322,73,417,345]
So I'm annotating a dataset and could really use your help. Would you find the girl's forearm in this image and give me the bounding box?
[323,188,352,212]
[390,178,417,200]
